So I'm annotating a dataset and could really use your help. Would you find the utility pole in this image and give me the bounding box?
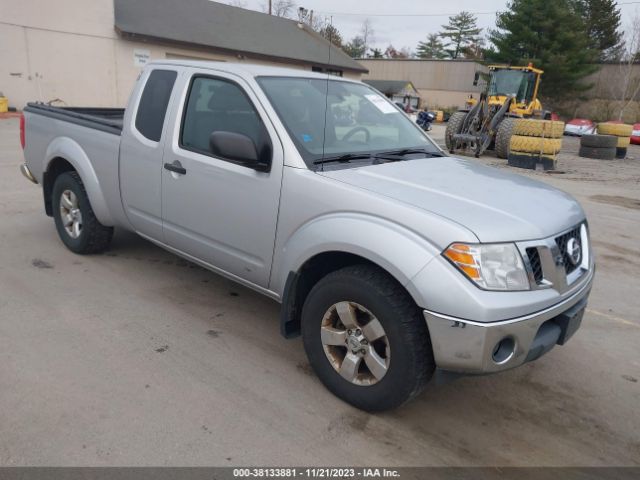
[268,0,272,15]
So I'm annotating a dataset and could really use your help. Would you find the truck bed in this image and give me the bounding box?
[23,103,124,135]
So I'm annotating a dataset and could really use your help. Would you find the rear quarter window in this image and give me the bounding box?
[135,69,177,142]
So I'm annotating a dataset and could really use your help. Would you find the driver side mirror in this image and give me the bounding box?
[209,131,271,172]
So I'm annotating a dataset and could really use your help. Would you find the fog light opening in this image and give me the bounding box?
[492,337,516,364]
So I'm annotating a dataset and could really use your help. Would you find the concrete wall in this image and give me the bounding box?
[0,0,360,109]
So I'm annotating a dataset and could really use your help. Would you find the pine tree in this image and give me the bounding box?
[343,36,366,58]
[488,0,598,98]
[416,34,447,59]
[440,12,482,59]
[318,24,343,49]
[574,0,624,60]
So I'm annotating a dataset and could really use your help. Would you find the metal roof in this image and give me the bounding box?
[113,0,367,73]
[363,80,419,96]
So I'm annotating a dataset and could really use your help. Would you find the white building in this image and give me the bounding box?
[0,0,367,109]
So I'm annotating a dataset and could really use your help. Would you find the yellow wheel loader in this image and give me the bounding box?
[445,63,550,158]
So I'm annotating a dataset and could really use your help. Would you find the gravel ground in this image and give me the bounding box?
[1,118,639,466]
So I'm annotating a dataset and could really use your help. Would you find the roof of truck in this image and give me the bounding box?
[114,0,367,74]
[149,60,362,82]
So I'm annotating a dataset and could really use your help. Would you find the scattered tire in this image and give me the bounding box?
[301,264,435,411]
[616,147,627,159]
[495,118,516,159]
[52,171,114,254]
[510,135,562,155]
[445,111,467,151]
[597,123,633,137]
[578,145,616,160]
[508,151,556,170]
[580,134,617,148]
[512,119,565,138]
[617,136,631,148]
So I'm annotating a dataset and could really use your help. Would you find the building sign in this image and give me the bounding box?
[133,49,151,67]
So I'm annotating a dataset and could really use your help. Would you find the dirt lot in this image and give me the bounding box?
[1,117,639,466]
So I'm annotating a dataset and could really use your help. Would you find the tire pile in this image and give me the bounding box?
[507,119,565,170]
[585,123,633,159]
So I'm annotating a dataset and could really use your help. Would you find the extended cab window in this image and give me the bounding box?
[180,76,267,157]
[135,69,177,142]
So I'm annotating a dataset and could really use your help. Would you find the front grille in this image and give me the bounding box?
[555,226,582,274]
[526,247,544,284]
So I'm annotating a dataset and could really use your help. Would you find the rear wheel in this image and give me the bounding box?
[445,111,467,152]
[52,172,113,254]
[301,265,435,411]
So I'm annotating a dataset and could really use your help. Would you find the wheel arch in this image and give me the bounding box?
[43,137,114,225]
[274,214,440,338]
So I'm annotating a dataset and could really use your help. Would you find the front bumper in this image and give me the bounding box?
[423,267,594,374]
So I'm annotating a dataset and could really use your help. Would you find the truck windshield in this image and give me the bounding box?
[256,77,440,168]
[488,70,536,103]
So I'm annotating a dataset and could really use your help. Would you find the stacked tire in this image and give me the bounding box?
[505,119,565,170]
[596,123,633,159]
[579,134,617,160]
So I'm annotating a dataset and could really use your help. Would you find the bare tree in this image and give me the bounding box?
[615,11,640,120]
[360,18,375,55]
[263,0,295,17]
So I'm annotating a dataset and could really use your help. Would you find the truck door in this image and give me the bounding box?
[161,71,283,288]
[120,68,179,240]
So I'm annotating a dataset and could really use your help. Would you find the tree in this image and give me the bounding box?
[416,34,447,59]
[369,48,384,58]
[488,0,598,98]
[343,36,367,58]
[574,0,624,60]
[440,11,482,59]
[360,19,375,54]
[462,36,486,60]
[264,0,295,17]
[613,13,640,120]
[318,24,343,48]
[384,45,409,59]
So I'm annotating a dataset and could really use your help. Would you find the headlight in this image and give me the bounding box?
[443,243,530,291]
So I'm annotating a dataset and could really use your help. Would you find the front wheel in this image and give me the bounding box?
[445,111,468,152]
[52,172,114,254]
[302,265,435,411]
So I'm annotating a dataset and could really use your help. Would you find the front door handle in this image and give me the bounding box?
[164,161,186,175]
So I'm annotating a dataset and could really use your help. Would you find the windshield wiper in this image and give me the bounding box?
[313,153,376,166]
[376,148,444,158]
[313,149,443,168]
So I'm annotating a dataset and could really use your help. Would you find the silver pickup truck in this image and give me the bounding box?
[20,60,594,411]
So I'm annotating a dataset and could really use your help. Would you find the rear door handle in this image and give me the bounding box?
[164,161,186,175]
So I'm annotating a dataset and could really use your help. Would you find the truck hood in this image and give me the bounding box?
[319,156,585,242]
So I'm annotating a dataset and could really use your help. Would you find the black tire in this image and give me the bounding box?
[52,171,114,254]
[301,264,435,411]
[495,118,516,159]
[445,111,467,151]
[508,151,556,170]
[616,147,627,159]
[578,145,616,160]
[580,134,617,148]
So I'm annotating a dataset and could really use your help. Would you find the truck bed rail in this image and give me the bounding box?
[23,103,124,136]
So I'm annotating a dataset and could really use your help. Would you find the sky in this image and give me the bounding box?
[220,0,640,53]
